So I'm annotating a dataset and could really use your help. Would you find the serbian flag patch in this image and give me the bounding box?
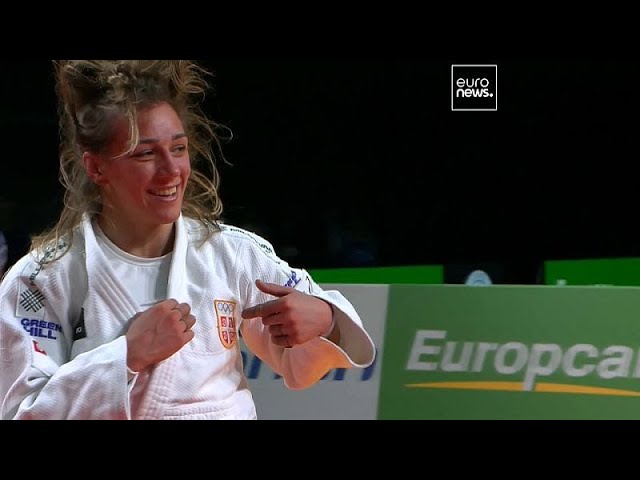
[214,300,237,349]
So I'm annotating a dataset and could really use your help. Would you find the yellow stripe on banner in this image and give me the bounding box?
[535,383,640,397]
[406,381,524,391]
[405,381,640,397]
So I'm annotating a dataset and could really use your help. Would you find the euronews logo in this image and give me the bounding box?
[451,64,497,111]
[405,330,640,396]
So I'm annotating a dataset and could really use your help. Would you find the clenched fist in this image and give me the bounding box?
[125,299,196,372]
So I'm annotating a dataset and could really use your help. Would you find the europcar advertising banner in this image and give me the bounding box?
[244,284,640,419]
[241,284,388,420]
[379,285,640,419]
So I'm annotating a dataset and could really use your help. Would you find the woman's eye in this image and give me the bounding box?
[134,150,153,158]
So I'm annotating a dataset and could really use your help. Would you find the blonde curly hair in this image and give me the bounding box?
[32,60,229,262]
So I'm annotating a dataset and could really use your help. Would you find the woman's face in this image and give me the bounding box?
[96,102,191,229]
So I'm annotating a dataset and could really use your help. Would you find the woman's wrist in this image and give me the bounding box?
[321,317,336,338]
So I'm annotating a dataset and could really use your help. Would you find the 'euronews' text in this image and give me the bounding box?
[455,77,493,98]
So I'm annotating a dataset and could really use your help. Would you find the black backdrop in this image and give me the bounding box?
[2,60,638,277]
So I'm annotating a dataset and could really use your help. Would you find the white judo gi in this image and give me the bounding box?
[0,215,375,419]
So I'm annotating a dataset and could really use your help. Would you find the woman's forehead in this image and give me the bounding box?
[109,103,185,147]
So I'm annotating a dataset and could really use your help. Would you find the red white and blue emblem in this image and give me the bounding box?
[214,299,237,349]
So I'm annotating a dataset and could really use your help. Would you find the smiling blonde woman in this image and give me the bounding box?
[0,60,375,420]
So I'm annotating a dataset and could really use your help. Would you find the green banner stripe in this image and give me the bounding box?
[309,265,443,285]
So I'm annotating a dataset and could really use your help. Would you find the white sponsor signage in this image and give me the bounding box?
[241,284,387,420]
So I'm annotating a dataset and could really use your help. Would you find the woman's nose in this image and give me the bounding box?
[158,150,181,176]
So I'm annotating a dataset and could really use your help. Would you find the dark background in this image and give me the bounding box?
[1,60,638,281]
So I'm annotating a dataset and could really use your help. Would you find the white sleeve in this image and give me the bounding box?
[0,263,133,420]
[236,236,375,390]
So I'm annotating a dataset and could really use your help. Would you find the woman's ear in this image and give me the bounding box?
[82,151,106,185]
